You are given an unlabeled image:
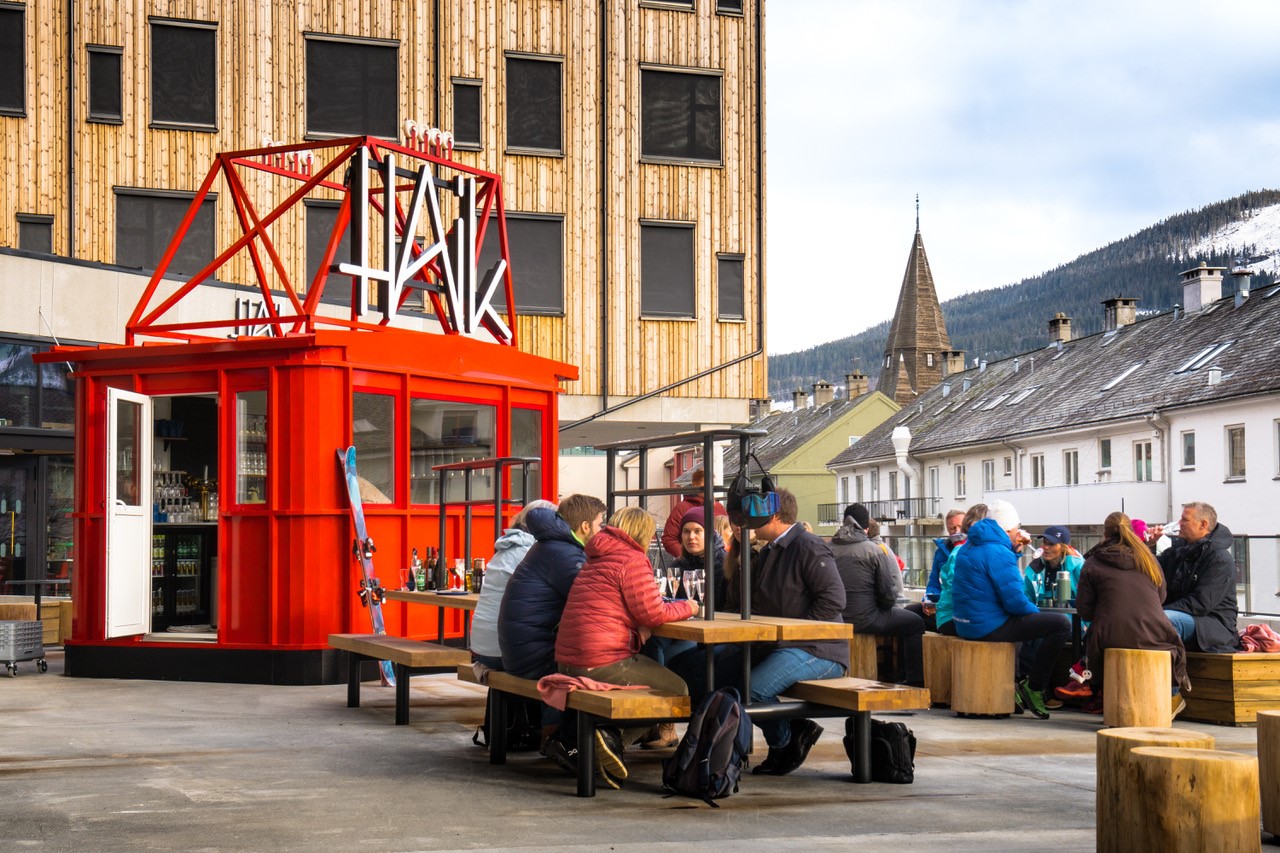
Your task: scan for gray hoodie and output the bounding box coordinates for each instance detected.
[830,522,901,633]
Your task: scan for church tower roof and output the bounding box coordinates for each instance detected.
[878,217,952,406]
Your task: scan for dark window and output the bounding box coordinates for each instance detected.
[717,254,744,319]
[717,0,744,12]
[0,6,24,115]
[88,45,123,123]
[115,191,216,277]
[306,36,398,138]
[477,214,564,315]
[509,408,543,502]
[641,222,695,318]
[641,69,721,163]
[17,215,53,254]
[506,56,562,153]
[452,78,481,149]
[304,201,352,307]
[0,344,37,428]
[353,392,396,503]
[151,21,217,128]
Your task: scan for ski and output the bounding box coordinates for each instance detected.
[337,446,396,686]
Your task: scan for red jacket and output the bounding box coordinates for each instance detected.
[556,525,696,669]
[661,494,727,557]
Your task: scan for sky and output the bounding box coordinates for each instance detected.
[764,0,1280,355]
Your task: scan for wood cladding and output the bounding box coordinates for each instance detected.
[0,1,764,403]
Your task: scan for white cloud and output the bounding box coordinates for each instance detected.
[766,0,1280,354]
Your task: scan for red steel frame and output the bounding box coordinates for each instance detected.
[125,136,519,347]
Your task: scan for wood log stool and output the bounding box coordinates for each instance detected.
[1103,648,1173,728]
[1130,746,1260,853]
[1096,727,1216,853]
[922,632,955,707]
[949,639,1015,717]
[1260,710,1280,838]
[848,633,877,679]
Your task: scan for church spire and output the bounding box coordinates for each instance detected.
[878,214,952,406]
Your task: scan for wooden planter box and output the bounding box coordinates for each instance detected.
[1184,651,1280,725]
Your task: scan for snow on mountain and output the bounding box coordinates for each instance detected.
[1184,201,1280,276]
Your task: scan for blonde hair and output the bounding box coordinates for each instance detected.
[609,506,656,548]
[1105,511,1162,588]
[713,513,733,544]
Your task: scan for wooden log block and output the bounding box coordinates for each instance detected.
[949,639,1015,717]
[1130,746,1260,853]
[1260,710,1280,837]
[922,632,954,707]
[1096,727,1216,853]
[848,633,877,679]
[1104,648,1172,728]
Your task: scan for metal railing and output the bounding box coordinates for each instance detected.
[818,498,941,526]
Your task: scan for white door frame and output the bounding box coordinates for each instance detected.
[105,388,152,638]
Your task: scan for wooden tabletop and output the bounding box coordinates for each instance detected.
[650,612,851,643]
[383,590,481,611]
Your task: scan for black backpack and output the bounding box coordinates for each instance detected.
[661,687,752,806]
[843,717,917,783]
[473,695,543,753]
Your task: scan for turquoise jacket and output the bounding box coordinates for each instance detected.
[935,542,964,629]
[1023,549,1084,603]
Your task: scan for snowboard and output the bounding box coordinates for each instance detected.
[337,446,396,686]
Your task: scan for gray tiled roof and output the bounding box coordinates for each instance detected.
[675,393,874,485]
[829,284,1280,467]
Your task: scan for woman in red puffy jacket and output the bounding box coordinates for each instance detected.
[556,506,697,786]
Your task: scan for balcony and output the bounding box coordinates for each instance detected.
[818,498,942,527]
[985,480,1169,528]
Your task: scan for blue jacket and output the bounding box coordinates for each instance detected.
[925,536,955,599]
[497,508,587,678]
[951,518,1038,639]
[1023,549,1084,603]
[469,526,536,660]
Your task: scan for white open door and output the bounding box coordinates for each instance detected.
[105,388,152,638]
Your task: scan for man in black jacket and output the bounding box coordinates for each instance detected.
[1159,501,1239,653]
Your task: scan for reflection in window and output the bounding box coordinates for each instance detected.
[115,399,141,506]
[409,398,495,504]
[510,408,543,503]
[0,345,38,428]
[353,393,396,503]
[236,391,268,504]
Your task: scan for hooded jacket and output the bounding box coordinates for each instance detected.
[830,521,900,633]
[1077,540,1190,691]
[497,508,586,678]
[951,517,1038,639]
[555,525,696,670]
[1158,523,1240,653]
[1024,547,1084,603]
[469,526,536,660]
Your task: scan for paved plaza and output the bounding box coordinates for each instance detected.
[0,651,1266,852]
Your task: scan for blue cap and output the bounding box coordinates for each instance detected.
[1040,525,1071,545]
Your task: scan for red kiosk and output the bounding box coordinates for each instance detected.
[39,135,577,683]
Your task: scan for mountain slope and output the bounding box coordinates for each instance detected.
[769,190,1280,400]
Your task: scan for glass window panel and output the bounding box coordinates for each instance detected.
[1182,431,1196,468]
[353,392,396,504]
[115,193,216,278]
[305,201,352,305]
[0,7,25,115]
[40,362,74,430]
[717,256,744,319]
[0,345,38,428]
[306,38,398,138]
[641,223,695,317]
[506,57,561,152]
[88,47,123,122]
[236,391,267,504]
[115,399,142,507]
[45,456,75,586]
[1100,438,1112,469]
[18,218,53,254]
[641,69,721,162]
[151,23,217,127]
[1227,426,1246,479]
[409,398,496,505]
[509,408,543,503]
[452,79,481,148]
[477,215,564,314]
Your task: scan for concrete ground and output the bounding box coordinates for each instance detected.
[0,651,1269,853]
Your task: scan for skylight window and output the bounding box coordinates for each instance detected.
[1266,284,1280,298]
[1176,341,1233,373]
[1101,362,1143,391]
[1007,386,1039,405]
[983,393,1011,411]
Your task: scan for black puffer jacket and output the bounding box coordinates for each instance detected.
[1158,523,1240,653]
[498,508,587,678]
[830,522,899,633]
[671,534,728,612]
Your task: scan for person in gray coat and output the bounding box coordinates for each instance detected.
[830,504,924,686]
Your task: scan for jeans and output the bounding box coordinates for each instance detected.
[1165,609,1197,644]
[750,648,844,747]
[976,612,1072,692]
[641,634,697,666]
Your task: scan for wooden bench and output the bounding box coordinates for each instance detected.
[328,633,470,725]
[780,677,930,782]
[1184,651,1280,725]
[458,665,691,797]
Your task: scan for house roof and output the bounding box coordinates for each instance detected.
[829,283,1280,468]
[675,392,878,485]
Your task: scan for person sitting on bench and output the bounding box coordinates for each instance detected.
[1153,501,1240,654]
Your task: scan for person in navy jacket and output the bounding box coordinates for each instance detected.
[951,500,1071,719]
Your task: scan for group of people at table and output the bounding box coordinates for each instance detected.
[465,470,1239,787]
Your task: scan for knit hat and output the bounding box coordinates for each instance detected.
[843,503,871,529]
[681,505,707,531]
[988,499,1021,532]
[1130,518,1148,540]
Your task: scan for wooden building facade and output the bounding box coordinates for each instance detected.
[0,0,766,441]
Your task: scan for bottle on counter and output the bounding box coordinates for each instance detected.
[427,547,441,591]
[412,548,424,591]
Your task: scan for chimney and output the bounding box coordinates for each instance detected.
[1208,366,1223,386]
[942,350,967,377]
[979,359,987,373]
[1231,262,1252,308]
[791,387,808,410]
[962,377,972,392]
[844,369,869,398]
[749,397,771,420]
[941,382,951,397]
[1180,262,1225,313]
[812,380,835,407]
[1048,312,1073,343]
[1013,358,1020,373]
[1102,296,1138,331]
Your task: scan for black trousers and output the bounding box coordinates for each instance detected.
[975,612,1071,691]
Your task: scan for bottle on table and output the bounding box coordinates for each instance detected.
[411,548,424,591]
